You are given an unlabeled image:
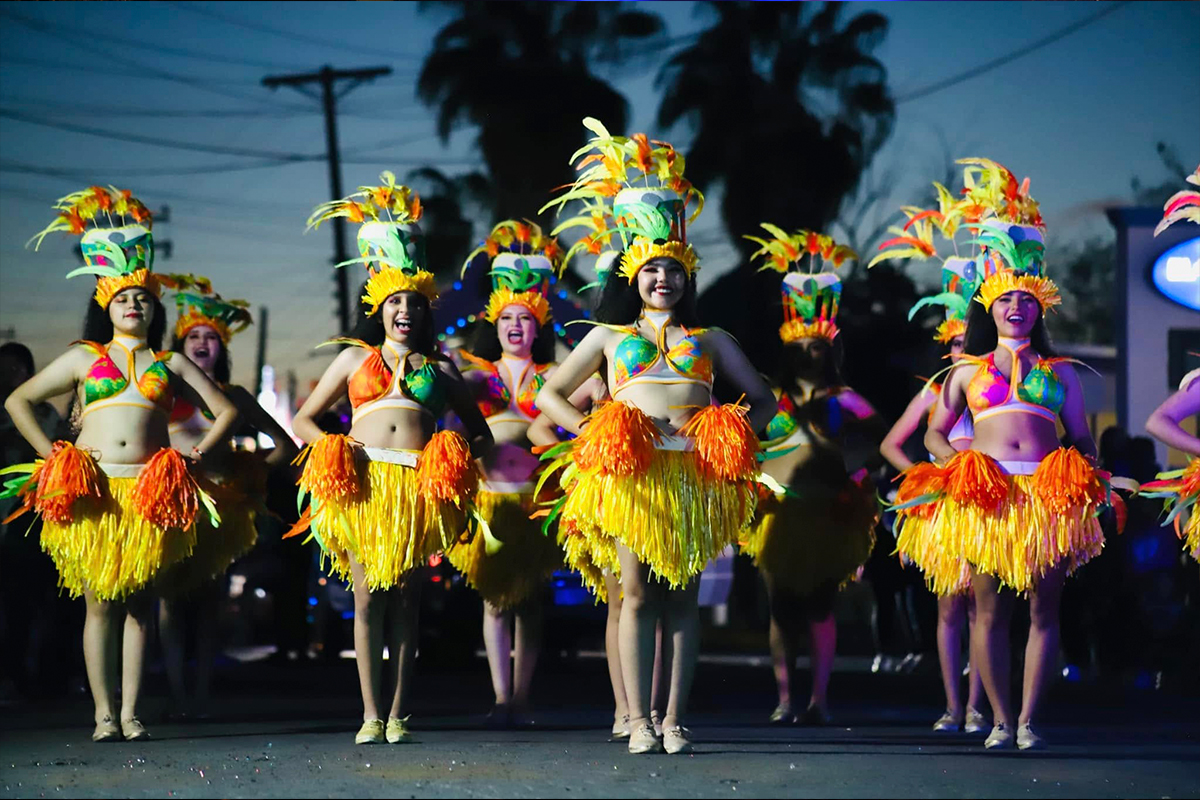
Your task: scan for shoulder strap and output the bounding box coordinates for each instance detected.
[458,349,499,374]
[317,337,378,353]
[70,340,108,357]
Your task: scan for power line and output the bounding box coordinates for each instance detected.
[0,94,305,119]
[0,155,480,180]
[0,7,311,71]
[0,55,263,87]
[165,1,425,64]
[0,109,326,161]
[895,1,1130,104]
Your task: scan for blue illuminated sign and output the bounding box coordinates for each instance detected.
[1150,236,1200,311]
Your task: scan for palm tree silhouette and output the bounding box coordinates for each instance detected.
[657,1,895,366]
[418,2,664,229]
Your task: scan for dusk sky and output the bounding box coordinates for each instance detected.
[1,1,1197,390]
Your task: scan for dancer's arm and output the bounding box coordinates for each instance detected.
[926,366,970,464]
[3,346,89,457]
[705,330,776,434]
[170,354,240,461]
[881,389,937,472]
[527,376,604,448]
[225,384,299,467]
[1055,362,1096,460]
[536,328,609,436]
[1146,379,1200,457]
[437,359,494,460]
[291,350,360,444]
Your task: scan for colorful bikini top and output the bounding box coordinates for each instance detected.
[331,338,447,423]
[925,383,974,444]
[76,336,174,418]
[608,312,713,397]
[762,384,845,452]
[169,393,217,434]
[459,351,552,424]
[964,337,1066,424]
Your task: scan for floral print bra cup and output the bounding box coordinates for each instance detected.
[76,338,173,417]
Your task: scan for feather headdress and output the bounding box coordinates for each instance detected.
[172,276,253,345]
[1154,165,1200,236]
[28,185,159,308]
[306,171,437,312]
[463,220,564,326]
[745,225,857,343]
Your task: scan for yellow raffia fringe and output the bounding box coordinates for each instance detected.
[160,473,259,598]
[894,512,973,597]
[311,457,467,592]
[937,449,1105,593]
[446,491,563,610]
[40,475,196,600]
[416,430,480,508]
[296,434,361,502]
[560,447,756,589]
[558,522,619,604]
[130,448,203,530]
[679,402,760,481]
[741,478,878,596]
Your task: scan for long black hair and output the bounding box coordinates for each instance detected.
[467,316,557,364]
[963,299,1056,358]
[594,255,700,326]
[171,331,231,384]
[82,294,166,351]
[345,292,438,356]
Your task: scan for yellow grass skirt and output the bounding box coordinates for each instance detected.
[160,484,258,598]
[559,521,620,604]
[545,401,760,592]
[447,490,563,610]
[41,473,196,601]
[892,448,1112,593]
[741,475,879,596]
[290,433,478,592]
[1139,458,1200,561]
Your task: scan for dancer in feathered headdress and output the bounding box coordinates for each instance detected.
[4,186,240,742]
[884,159,1131,752]
[534,117,777,755]
[739,225,881,727]
[446,219,567,725]
[1142,164,1200,562]
[157,278,297,719]
[289,173,495,745]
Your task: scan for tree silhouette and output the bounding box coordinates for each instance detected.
[656,1,895,370]
[417,2,664,231]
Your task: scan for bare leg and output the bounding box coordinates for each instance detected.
[83,592,121,723]
[763,574,800,711]
[806,613,836,713]
[194,581,221,712]
[970,570,1015,727]
[349,555,387,722]
[603,574,629,723]
[966,594,985,713]
[661,578,701,729]
[1019,563,1067,726]
[385,573,422,719]
[937,594,968,716]
[482,602,514,706]
[511,596,543,711]
[157,596,187,713]
[652,620,670,722]
[616,544,662,728]
[120,593,155,722]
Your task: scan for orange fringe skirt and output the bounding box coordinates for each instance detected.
[2,442,203,600]
[1139,458,1200,561]
[741,473,879,596]
[543,401,760,592]
[446,485,563,610]
[892,448,1116,593]
[289,433,477,592]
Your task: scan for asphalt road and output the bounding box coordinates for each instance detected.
[3,655,1198,798]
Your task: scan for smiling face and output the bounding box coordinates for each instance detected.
[183,325,222,375]
[496,303,538,359]
[991,291,1039,338]
[381,291,425,345]
[636,257,687,311]
[108,287,155,337]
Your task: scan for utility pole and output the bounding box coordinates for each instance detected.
[262,65,392,334]
[254,305,269,397]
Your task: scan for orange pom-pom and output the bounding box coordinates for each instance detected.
[31,442,102,523]
[944,450,1008,513]
[416,430,479,507]
[679,403,759,481]
[1032,447,1100,514]
[894,461,946,519]
[297,434,361,502]
[131,448,201,530]
[573,401,661,475]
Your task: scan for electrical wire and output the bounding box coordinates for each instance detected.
[0,95,305,118]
